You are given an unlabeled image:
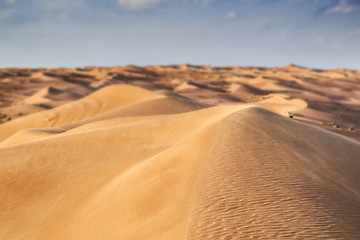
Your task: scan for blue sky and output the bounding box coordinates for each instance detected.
[0,0,359,69]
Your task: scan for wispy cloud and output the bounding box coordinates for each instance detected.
[33,0,84,11]
[118,0,165,10]
[193,0,250,4]
[191,0,216,4]
[226,11,236,19]
[349,28,360,36]
[5,0,16,4]
[0,9,14,19]
[326,0,360,14]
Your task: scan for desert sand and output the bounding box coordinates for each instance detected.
[1,65,360,239]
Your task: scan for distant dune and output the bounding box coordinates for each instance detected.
[1,64,359,140]
[1,65,360,239]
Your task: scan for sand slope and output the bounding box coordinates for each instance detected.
[1,85,360,239]
[1,64,360,140]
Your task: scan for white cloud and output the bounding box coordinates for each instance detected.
[193,0,216,3]
[5,0,16,4]
[34,0,84,10]
[188,0,245,5]
[326,0,360,14]
[349,28,360,36]
[118,0,165,10]
[0,9,14,19]
[226,11,236,19]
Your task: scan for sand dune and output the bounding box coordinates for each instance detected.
[1,64,359,140]
[0,85,164,142]
[24,86,82,105]
[1,84,360,239]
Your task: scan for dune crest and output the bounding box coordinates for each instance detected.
[1,65,359,140]
[0,85,164,142]
[1,84,360,239]
[23,86,81,105]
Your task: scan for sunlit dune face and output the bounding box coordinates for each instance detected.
[0,66,360,239]
[1,65,359,140]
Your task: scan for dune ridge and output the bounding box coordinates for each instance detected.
[1,64,359,140]
[0,85,164,142]
[1,84,360,239]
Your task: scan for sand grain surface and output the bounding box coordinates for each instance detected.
[1,65,360,239]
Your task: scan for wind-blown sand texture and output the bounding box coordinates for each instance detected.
[1,65,360,239]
